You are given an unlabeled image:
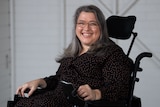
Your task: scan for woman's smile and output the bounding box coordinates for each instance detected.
[82,32,92,37]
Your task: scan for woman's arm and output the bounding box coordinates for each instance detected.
[16,78,47,97]
[99,48,133,101]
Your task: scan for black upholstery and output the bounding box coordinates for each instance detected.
[107,15,137,56]
[107,15,136,39]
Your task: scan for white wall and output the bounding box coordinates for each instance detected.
[0,0,11,107]
[12,0,63,90]
[9,0,160,107]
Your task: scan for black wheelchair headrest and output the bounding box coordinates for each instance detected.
[106,15,136,39]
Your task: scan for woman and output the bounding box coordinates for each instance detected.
[15,5,133,107]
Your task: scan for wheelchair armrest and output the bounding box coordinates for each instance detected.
[7,101,15,107]
[131,96,141,107]
[7,94,22,107]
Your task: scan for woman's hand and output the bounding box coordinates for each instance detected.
[77,84,101,101]
[16,78,47,97]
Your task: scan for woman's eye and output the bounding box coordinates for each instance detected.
[89,22,98,26]
[77,22,98,28]
[77,22,84,25]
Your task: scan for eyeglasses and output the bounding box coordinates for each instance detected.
[76,21,99,28]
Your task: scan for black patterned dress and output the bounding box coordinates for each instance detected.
[15,43,133,107]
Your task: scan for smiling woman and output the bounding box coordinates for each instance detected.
[14,5,133,107]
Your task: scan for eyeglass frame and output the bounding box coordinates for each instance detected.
[76,21,99,29]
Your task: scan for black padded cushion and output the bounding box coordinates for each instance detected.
[106,15,136,39]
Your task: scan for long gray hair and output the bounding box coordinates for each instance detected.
[56,5,110,62]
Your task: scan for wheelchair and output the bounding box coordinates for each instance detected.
[7,15,152,107]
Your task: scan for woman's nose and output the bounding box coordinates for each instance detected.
[83,23,90,30]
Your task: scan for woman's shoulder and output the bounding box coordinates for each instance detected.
[104,39,133,64]
[103,39,125,56]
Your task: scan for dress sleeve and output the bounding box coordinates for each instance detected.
[43,75,59,90]
[43,67,61,90]
[99,48,133,101]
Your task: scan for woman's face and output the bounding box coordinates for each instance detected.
[76,12,100,49]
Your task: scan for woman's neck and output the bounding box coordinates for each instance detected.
[79,45,90,55]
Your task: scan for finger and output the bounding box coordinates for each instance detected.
[78,91,88,99]
[28,88,35,97]
[16,87,21,94]
[21,87,28,97]
[83,92,93,101]
[77,89,85,97]
[84,96,91,101]
[77,85,85,93]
